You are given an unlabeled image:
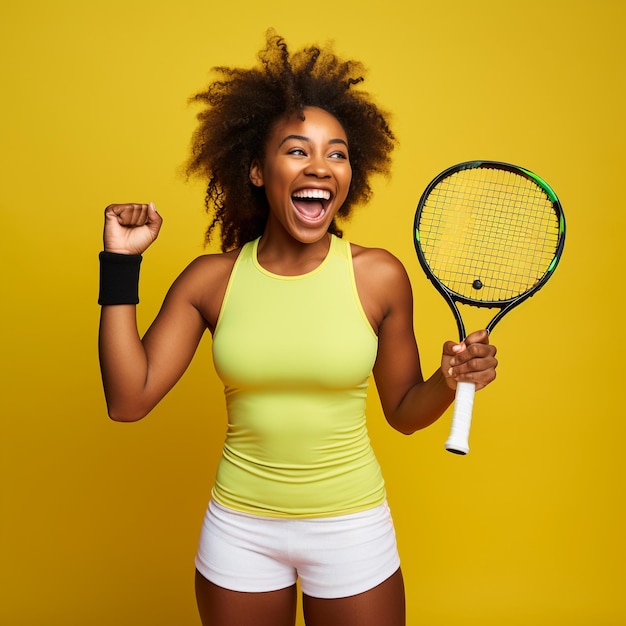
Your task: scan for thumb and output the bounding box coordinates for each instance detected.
[146,202,163,238]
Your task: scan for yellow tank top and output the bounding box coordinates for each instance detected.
[211,235,385,518]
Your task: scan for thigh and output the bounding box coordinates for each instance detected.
[302,568,405,626]
[195,500,297,593]
[195,570,297,626]
[296,501,401,599]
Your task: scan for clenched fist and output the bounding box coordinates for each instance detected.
[103,202,163,255]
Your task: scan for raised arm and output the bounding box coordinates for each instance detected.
[98,203,209,422]
[356,248,497,435]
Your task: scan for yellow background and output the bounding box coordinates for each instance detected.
[1,1,624,624]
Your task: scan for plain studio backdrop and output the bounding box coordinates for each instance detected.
[1,1,623,624]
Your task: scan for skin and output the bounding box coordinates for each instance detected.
[99,107,498,625]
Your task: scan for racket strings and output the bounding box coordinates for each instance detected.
[419,168,561,302]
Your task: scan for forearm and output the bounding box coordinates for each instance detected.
[384,369,455,435]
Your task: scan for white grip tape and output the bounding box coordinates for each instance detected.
[445,381,476,455]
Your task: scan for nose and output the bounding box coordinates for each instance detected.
[304,153,331,178]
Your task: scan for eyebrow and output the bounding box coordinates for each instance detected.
[278,134,349,149]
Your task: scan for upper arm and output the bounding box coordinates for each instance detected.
[353,248,424,424]
[139,254,231,403]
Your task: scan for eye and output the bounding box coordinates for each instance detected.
[329,150,348,160]
[288,147,307,157]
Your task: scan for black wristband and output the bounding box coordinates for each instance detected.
[98,251,142,305]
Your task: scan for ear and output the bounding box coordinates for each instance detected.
[249,159,264,187]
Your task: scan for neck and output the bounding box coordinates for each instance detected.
[256,228,332,277]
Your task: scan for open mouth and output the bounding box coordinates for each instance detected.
[291,189,331,222]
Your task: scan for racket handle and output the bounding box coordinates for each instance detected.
[445,381,476,455]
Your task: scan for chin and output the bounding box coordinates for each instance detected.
[292,220,334,243]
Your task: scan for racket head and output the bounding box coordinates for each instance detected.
[414,160,566,338]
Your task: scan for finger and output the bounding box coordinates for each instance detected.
[124,204,149,227]
[105,203,148,216]
[449,351,498,383]
[464,329,490,346]
[105,203,150,227]
[442,340,465,356]
[461,365,498,390]
[450,342,497,368]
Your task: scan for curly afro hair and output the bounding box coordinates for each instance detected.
[186,30,396,251]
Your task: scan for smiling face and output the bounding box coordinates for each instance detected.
[249,106,352,245]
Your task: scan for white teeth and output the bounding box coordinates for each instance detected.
[292,189,331,200]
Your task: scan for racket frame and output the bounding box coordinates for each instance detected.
[414,160,566,339]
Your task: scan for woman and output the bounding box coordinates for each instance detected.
[98,32,497,626]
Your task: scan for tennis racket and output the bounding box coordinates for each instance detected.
[413,160,566,455]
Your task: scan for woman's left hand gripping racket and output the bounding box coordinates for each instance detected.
[413,160,566,455]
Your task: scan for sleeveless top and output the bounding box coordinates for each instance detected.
[211,235,385,518]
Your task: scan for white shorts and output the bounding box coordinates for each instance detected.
[195,499,401,599]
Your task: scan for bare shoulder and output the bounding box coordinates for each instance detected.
[169,247,241,331]
[182,248,240,279]
[350,243,411,287]
[349,243,413,333]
